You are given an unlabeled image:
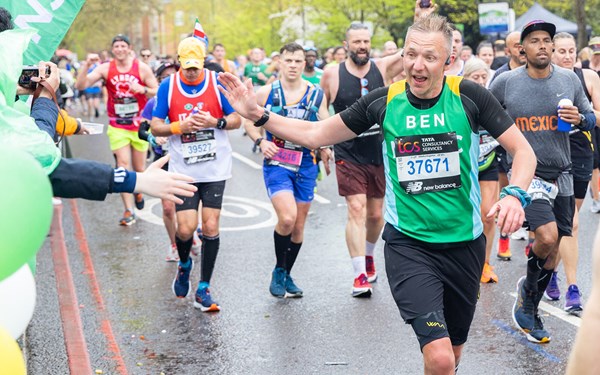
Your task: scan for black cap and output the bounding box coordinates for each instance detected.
[520,20,556,43]
[155,62,179,77]
[112,34,130,46]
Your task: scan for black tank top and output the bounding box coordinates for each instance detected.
[571,67,594,158]
[331,61,385,165]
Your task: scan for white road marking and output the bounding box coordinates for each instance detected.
[509,292,581,327]
[232,152,262,170]
[136,197,277,231]
[233,151,330,204]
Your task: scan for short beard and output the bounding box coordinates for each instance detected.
[350,49,370,66]
[528,58,550,70]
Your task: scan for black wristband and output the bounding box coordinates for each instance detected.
[216,118,227,130]
[254,137,264,147]
[254,109,270,127]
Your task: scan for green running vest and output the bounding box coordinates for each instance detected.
[382,76,483,243]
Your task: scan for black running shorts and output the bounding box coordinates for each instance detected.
[495,146,510,174]
[524,195,575,237]
[382,224,485,349]
[478,158,499,181]
[176,180,226,212]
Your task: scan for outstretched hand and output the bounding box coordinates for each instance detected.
[135,155,197,204]
[486,195,525,236]
[217,72,260,120]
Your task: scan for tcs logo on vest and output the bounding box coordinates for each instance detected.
[395,140,421,154]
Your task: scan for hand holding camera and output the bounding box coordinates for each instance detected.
[17,61,60,98]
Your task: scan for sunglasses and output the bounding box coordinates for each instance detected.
[360,78,369,97]
[141,54,151,58]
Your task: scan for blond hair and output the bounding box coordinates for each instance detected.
[463,57,490,79]
[406,14,453,56]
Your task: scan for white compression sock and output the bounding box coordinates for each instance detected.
[365,241,376,257]
[352,256,367,278]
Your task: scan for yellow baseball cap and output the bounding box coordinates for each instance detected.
[177,37,206,69]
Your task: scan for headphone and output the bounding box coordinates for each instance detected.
[445,56,451,65]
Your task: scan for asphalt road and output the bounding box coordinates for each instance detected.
[25,117,600,375]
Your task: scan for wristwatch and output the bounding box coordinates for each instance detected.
[579,113,587,127]
[254,109,270,127]
[254,137,264,148]
[216,118,227,130]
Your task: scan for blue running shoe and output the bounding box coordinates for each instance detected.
[194,286,221,312]
[543,272,560,301]
[284,274,303,298]
[528,314,551,344]
[270,267,286,298]
[564,284,583,315]
[172,259,193,298]
[513,276,536,334]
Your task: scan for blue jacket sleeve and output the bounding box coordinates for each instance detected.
[579,112,596,131]
[30,97,58,139]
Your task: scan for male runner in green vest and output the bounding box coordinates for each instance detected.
[219,14,536,374]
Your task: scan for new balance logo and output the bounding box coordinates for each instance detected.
[406,181,423,193]
[426,322,445,328]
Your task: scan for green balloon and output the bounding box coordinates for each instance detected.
[0,147,52,281]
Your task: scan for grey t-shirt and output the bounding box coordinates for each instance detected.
[490,64,592,175]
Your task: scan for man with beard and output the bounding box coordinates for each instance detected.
[490,20,596,344]
[302,46,323,86]
[320,21,404,297]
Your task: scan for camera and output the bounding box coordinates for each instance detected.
[18,65,51,90]
[419,0,432,8]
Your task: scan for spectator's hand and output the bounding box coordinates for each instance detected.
[414,0,437,20]
[33,61,60,99]
[134,155,196,204]
[259,139,279,159]
[487,195,525,236]
[77,125,91,135]
[155,136,168,146]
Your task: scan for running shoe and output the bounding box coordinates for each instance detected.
[269,267,287,298]
[166,244,179,262]
[528,313,551,343]
[591,199,600,214]
[366,255,377,282]
[524,241,533,257]
[352,273,372,298]
[191,230,201,257]
[497,236,511,261]
[480,262,498,283]
[511,227,527,240]
[134,193,145,210]
[513,276,536,334]
[119,210,136,226]
[284,274,303,298]
[194,286,221,312]
[564,284,583,315]
[543,272,560,301]
[172,259,193,298]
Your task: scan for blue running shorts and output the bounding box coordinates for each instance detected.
[263,164,318,203]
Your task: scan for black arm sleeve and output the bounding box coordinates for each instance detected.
[459,79,513,138]
[339,87,389,135]
[49,158,114,201]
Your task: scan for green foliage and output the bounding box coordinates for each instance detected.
[62,0,600,60]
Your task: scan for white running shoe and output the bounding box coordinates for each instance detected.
[591,199,600,214]
[511,227,528,241]
[166,244,179,262]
